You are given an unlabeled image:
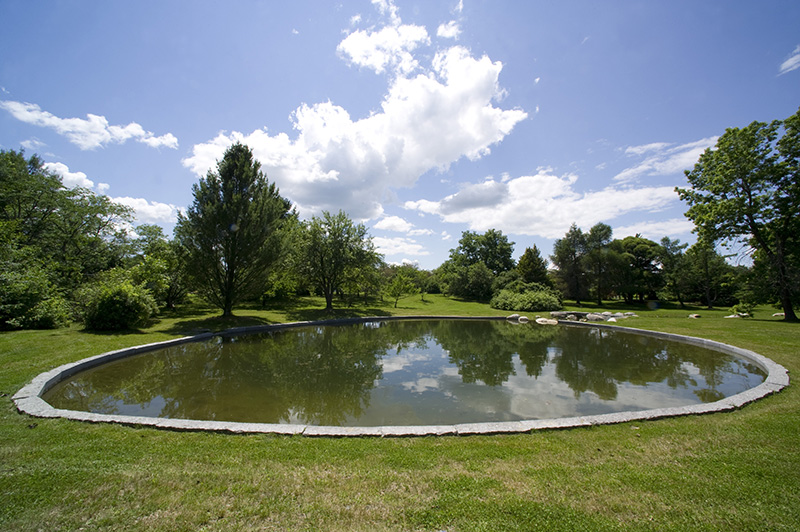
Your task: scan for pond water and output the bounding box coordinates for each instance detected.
[43,320,767,427]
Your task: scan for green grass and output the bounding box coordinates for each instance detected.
[1,295,798,531]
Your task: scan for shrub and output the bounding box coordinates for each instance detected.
[0,253,70,330]
[78,279,158,331]
[490,285,563,312]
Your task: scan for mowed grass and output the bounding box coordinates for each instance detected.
[1,295,798,531]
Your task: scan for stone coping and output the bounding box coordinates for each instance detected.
[13,316,790,437]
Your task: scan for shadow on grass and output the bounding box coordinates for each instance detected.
[283,307,391,323]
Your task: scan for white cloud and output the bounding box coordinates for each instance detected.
[404,169,679,239]
[97,183,110,194]
[0,100,178,150]
[20,138,46,151]
[43,161,95,189]
[614,136,717,183]
[111,196,179,224]
[437,21,461,39]
[779,44,800,75]
[183,44,527,220]
[615,218,695,240]
[338,23,430,75]
[374,215,414,232]
[372,236,430,256]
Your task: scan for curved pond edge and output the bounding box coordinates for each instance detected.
[13,316,790,437]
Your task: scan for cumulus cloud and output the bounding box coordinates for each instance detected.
[437,21,461,39]
[614,136,717,183]
[779,44,800,75]
[43,161,95,189]
[338,23,430,75]
[374,215,414,232]
[615,218,695,240]
[111,196,179,224]
[0,100,178,150]
[404,169,679,239]
[372,236,430,257]
[183,35,527,220]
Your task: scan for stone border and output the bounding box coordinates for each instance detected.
[13,316,790,437]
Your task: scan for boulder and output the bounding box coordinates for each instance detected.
[506,314,521,320]
[518,316,529,323]
[585,313,606,321]
[535,317,558,326]
[688,314,701,319]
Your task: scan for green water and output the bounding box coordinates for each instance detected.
[43,320,766,426]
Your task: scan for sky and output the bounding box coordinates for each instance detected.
[1,0,799,270]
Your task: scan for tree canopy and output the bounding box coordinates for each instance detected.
[299,210,380,311]
[677,107,800,321]
[175,143,292,316]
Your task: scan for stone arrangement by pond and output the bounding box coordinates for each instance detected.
[14,317,789,437]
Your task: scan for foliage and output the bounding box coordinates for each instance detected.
[448,228,515,274]
[384,270,419,308]
[550,223,588,305]
[490,280,563,312]
[516,244,550,286]
[298,210,381,310]
[0,247,70,330]
[677,107,800,321]
[76,272,158,330]
[175,143,292,316]
[1,149,134,293]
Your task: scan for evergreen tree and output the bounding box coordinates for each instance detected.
[175,143,292,316]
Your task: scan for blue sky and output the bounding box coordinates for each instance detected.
[1,0,798,269]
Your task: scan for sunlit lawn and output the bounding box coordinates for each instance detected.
[1,294,798,531]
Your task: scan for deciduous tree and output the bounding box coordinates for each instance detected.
[677,108,800,321]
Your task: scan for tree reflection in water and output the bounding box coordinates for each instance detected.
[44,320,766,426]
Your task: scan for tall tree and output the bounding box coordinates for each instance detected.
[550,224,588,305]
[300,210,380,311]
[677,108,800,321]
[582,222,614,305]
[684,239,736,309]
[659,237,690,307]
[175,143,292,316]
[449,229,515,274]
[517,245,550,286]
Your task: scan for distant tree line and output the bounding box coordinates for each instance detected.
[1,107,797,330]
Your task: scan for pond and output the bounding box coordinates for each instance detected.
[42,319,767,427]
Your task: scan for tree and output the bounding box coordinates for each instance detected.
[299,210,380,311]
[517,245,550,286]
[550,224,588,305]
[659,237,690,307]
[448,229,515,275]
[677,108,800,321]
[175,143,292,316]
[582,223,615,305]
[615,235,664,302]
[684,240,736,309]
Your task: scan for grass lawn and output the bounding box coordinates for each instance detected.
[1,294,798,531]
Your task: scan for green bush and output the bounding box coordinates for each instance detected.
[0,253,70,330]
[79,280,158,331]
[490,286,563,312]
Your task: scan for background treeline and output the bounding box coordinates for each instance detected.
[2,107,797,329]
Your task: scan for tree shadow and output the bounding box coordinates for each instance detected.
[284,307,391,323]
[161,314,274,336]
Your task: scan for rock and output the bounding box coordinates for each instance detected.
[506,314,520,320]
[607,317,617,323]
[535,317,558,325]
[586,313,606,321]
[518,316,529,323]
[566,314,577,321]
[688,314,701,319]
